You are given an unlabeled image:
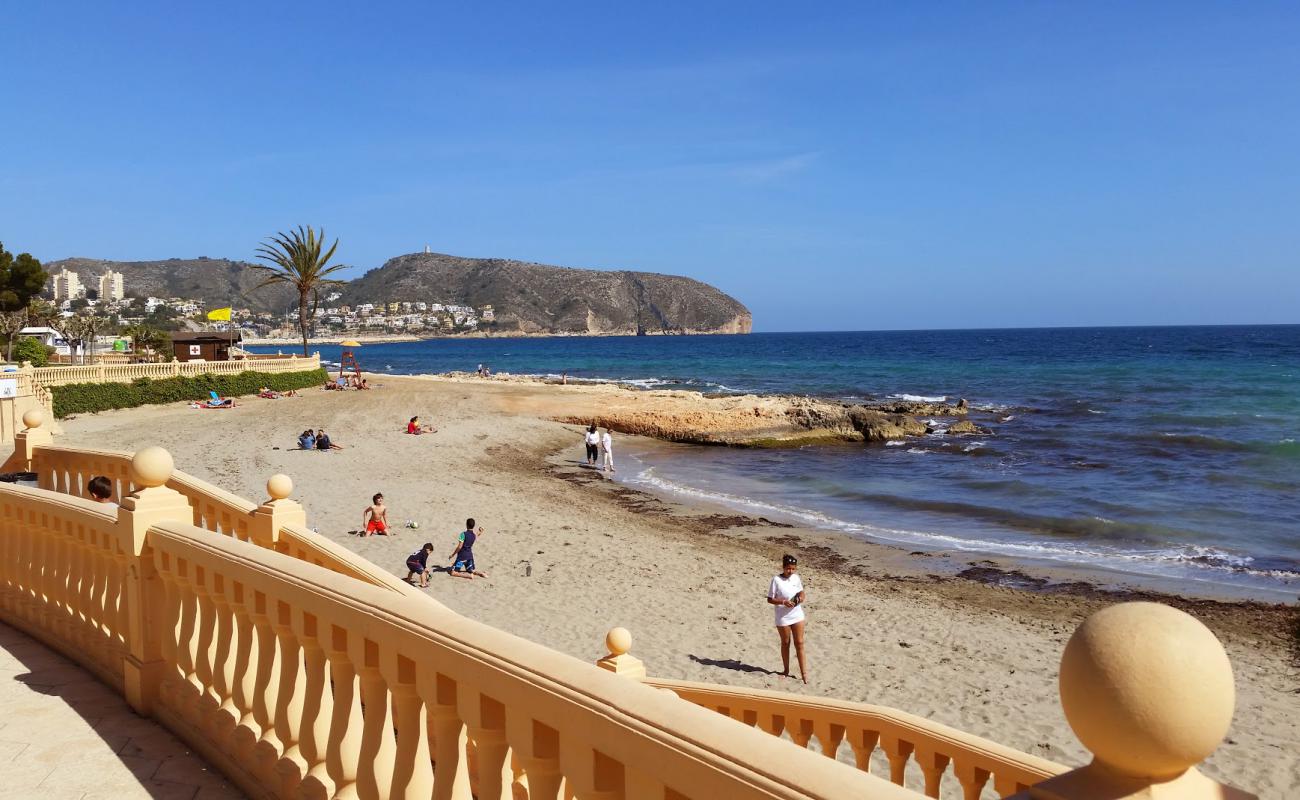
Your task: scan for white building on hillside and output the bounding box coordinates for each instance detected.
[98,270,125,301]
[51,269,84,301]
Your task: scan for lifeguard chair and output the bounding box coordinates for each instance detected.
[339,340,363,379]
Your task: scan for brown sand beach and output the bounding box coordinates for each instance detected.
[49,375,1300,796]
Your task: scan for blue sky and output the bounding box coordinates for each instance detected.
[2,2,1297,331]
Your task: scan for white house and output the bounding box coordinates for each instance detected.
[19,326,78,358]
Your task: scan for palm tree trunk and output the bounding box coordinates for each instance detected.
[299,289,310,356]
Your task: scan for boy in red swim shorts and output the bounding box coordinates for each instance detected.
[363,493,391,536]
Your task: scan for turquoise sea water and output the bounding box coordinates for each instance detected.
[254,326,1299,600]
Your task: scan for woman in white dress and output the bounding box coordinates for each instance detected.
[767,553,807,683]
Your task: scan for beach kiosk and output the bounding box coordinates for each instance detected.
[170,330,241,362]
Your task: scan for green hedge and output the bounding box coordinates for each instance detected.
[51,368,329,417]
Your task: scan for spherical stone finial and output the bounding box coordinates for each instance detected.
[606,627,632,657]
[130,446,175,488]
[1059,601,1234,779]
[266,473,293,501]
[21,408,44,430]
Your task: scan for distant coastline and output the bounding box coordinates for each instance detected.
[244,329,750,346]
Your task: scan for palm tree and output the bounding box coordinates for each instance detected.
[253,226,345,356]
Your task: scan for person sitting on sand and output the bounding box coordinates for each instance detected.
[767,554,808,684]
[298,430,315,450]
[87,475,117,510]
[315,429,343,450]
[363,493,390,536]
[406,415,437,435]
[449,518,488,580]
[358,378,370,390]
[404,542,435,587]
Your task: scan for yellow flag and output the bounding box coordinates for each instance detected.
[207,307,232,321]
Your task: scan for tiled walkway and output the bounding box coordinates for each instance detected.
[0,621,244,800]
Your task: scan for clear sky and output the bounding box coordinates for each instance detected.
[2,2,1297,331]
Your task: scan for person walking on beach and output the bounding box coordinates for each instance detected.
[601,427,615,473]
[449,518,488,579]
[767,554,807,683]
[363,493,390,536]
[583,424,600,466]
[404,542,435,587]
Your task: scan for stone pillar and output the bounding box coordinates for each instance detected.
[250,473,306,550]
[6,408,52,472]
[118,446,195,716]
[1011,602,1256,800]
[595,627,645,680]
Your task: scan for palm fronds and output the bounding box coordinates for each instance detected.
[254,226,343,355]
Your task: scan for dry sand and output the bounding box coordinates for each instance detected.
[48,376,1300,797]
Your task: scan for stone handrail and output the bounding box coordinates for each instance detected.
[30,353,321,387]
[0,469,917,799]
[645,678,1066,798]
[25,442,413,596]
[0,427,1260,799]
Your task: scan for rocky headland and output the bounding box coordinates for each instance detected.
[439,372,984,445]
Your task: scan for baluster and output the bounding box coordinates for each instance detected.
[847,728,881,772]
[296,615,338,800]
[191,573,222,721]
[813,721,846,760]
[952,761,990,800]
[229,583,263,761]
[427,672,472,800]
[459,691,509,800]
[507,716,562,800]
[272,602,309,798]
[155,558,184,706]
[323,627,364,799]
[389,656,433,800]
[915,748,951,799]
[174,567,205,719]
[66,525,86,649]
[249,592,286,781]
[208,577,240,740]
[560,739,624,800]
[881,734,915,787]
[355,639,398,799]
[993,772,1022,797]
[788,718,814,749]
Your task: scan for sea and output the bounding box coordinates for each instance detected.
[251,326,1300,601]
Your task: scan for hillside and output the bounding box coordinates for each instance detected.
[342,253,752,335]
[45,252,753,335]
[45,257,296,313]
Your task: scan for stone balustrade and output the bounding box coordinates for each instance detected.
[29,352,321,387]
[0,423,1261,799]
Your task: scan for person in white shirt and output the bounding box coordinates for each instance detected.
[767,553,807,683]
[601,428,614,473]
[582,424,600,466]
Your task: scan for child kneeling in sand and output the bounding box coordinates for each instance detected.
[363,493,391,536]
[405,543,435,587]
[449,518,488,580]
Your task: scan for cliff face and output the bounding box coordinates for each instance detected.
[342,253,752,335]
[47,252,752,335]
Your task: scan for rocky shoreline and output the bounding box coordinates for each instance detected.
[437,371,989,446]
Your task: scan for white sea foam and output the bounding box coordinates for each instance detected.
[962,442,985,452]
[619,466,1297,592]
[890,393,947,402]
[906,448,929,454]
[1088,409,1106,414]
[885,441,906,447]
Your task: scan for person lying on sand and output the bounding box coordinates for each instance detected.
[363,493,390,536]
[449,518,488,580]
[406,416,437,435]
[404,543,435,587]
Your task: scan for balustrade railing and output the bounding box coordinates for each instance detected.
[645,679,1065,799]
[25,440,412,596]
[30,353,321,387]
[0,427,1260,800]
